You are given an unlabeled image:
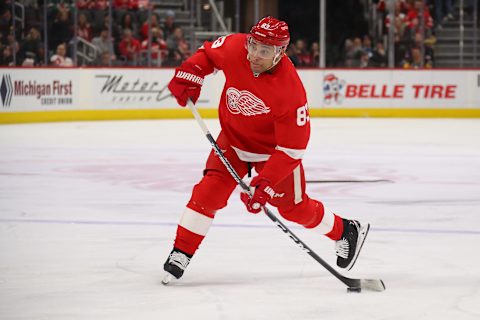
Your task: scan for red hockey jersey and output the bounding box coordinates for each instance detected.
[188,33,310,186]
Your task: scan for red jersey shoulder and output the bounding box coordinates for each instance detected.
[272,57,308,115]
[211,33,246,49]
[203,33,247,69]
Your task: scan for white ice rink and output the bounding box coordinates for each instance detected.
[1,118,479,320]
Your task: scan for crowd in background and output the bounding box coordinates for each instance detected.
[0,0,478,68]
[0,0,190,67]
[288,0,477,69]
[330,0,466,69]
[374,0,437,68]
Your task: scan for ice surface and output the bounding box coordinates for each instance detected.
[1,118,480,320]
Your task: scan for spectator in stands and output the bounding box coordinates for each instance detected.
[377,0,409,14]
[286,43,299,66]
[140,27,167,65]
[77,13,93,41]
[358,50,371,68]
[352,37,364,56]
[162,48,183,67]
[347,37,366,67]
[95,50,109,66]
[293,39,312,67]
[342,38,356,67]
[19,27,42,65]
[97,14,121,44]
[140,13,160,40]
[78,0,108,10]
[114,0,140,10]
[119,12,139,38]
[166,26,190,61]
[162,10,177,39]
[117,0,149,12]
[0,9,12,45]
[412,31,434,65]
[114,0,128,9]
[77,0,95,9]
[139,0,150,9]
[401,45,432,69]
[6,33,19,63]
[92,28,116,62]
[94,50,120,66]
[394,32,410,66]
[49,7,73,53]
[50,43,74,67]
[382,1,412,67]
[370,42,387,67]
[0,45,14,66]
[362,35,374,58]
[384,0,408,41]
[310,42,320,67]
[118,29,141,64]
[36,44,46,66]
[405,0,434,39]
[21,51,36,66]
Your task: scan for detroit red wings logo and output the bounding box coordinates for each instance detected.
[226,87,270,116]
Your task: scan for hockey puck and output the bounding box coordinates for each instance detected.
[347,287,362,293]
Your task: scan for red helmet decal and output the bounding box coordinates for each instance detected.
[250,16,290,47]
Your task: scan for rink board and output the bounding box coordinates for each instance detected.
[1,68,479,123]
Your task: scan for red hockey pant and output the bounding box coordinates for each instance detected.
[174,132,344,255]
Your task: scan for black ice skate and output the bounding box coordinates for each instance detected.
[162,248,192,285]
[335,219,370,271]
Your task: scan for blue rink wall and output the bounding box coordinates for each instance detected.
[1,67,479,124]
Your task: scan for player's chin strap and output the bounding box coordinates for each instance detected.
[185,99,385,292]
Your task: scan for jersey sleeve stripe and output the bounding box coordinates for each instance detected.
[231,146,271,162]
[293,165,303,204]
[275,145,305,160]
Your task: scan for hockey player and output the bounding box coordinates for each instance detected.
[163,16,370,283]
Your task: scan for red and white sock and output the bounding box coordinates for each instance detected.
[306,201,344,241]
[173,206,214,256]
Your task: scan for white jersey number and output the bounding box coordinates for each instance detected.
[211,36,227,49]
[296,104,310,126]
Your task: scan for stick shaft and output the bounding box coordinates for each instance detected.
[186,100,356,288]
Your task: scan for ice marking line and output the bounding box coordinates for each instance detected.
[0,218,479,235]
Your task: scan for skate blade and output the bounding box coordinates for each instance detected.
[162,273,174,285]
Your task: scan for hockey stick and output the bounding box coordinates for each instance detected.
[186,100,385,292]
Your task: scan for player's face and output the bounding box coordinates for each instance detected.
[247,37,277,73]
